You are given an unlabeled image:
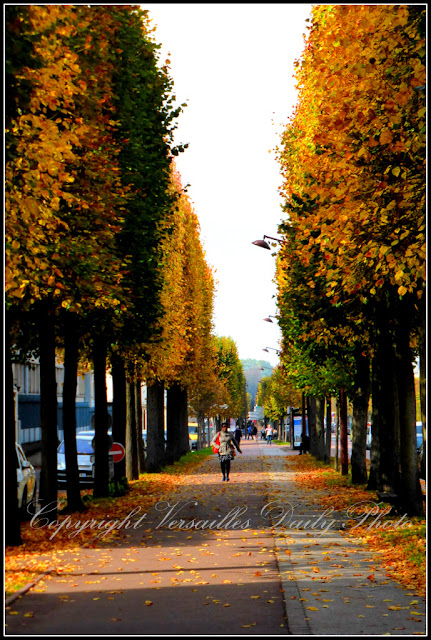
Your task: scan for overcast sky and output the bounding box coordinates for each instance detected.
[144,3,312,368]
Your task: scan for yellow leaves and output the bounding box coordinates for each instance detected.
[394,269,404,282]
[393,85,411,107]
[417,107,426,120]
[379,129,393,145]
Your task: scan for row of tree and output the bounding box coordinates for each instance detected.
[5,5,246,546]
[271,5,425,515]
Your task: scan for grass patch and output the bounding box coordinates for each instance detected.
[163,447,212,474]
[379,521,426,567]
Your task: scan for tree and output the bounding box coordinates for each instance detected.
[276,5,425,512]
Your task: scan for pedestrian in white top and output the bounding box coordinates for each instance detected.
[266,424,273,445]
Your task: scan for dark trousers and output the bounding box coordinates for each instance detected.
[220,459,231,478]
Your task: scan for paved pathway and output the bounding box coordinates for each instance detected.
[5,440,426,635]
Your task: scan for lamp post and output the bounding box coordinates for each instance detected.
[252,235,283,250]
[263,315,278,323]
[262,347,280,354]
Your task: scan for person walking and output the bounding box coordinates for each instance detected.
[252,424,258,441]
[266,424,274,445]
[234,425,242,445]
[211,423,242,482]
[299,432,310,455]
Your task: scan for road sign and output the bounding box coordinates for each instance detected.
[110,442,125,463]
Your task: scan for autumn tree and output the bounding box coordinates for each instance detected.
[5,4,186,535]
[140,165,216,468]
[277,5,425,513]
[214,337,247,422]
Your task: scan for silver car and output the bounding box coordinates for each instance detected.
[57,430,114,487]
[16,443,36,517]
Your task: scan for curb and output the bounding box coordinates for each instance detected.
[5,568,53,607]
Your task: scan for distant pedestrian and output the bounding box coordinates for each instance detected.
[261,426,266,440]
[252,425,258,441]
[299,433,310,455]
[234,425,242,445]
[266,424,274,445]
[247,425,253,440]
[211,423,242,482]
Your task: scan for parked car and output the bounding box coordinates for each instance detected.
[16,443,36,517]
[57,430,114,487]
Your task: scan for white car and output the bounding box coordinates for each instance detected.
[16,443,36,517]
[57,430,114,487]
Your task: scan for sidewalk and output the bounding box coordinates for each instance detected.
[5,440,426,635]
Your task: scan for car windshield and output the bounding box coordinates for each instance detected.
[188,426,198,434]
[58,439,94,455]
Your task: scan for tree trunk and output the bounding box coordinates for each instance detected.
[62,315,84,511]
[126,378,139,480]
[215,415,221,432]
[135,378,145,474]
[39,305,58,522]
[198,411,205,448]
[146,380,165,472]
[315,396,326,461]
[334,396,340,472]
[111,352,127,482]
[396,312,423,516]
[368,317,400,494]
[307,396,317,455]
[325,397,332,463]
[166,383,189,463]
[351,349,370,484]
[207,416,211,446]
[93,334,110,497]
[339,388,348,476]
[5,312,22,545]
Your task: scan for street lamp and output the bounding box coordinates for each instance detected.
[263,347,280,354]
[263,315,278,323]
[252,235,283,250]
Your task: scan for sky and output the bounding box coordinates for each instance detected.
[143,3,313,368]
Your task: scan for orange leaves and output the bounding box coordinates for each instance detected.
[5,5,129,312]
[379,129,393,146]
[277,3,426,342]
